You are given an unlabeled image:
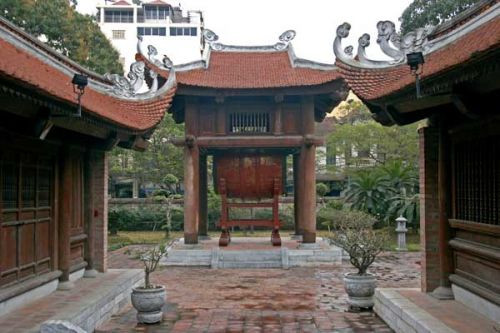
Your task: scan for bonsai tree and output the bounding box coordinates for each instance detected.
[132,242,172,324]
[328,210,387,275]
[138,244,168,289]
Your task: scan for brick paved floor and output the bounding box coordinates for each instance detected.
[97,246,421,332]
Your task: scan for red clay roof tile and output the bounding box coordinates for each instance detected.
[174,51,342,89]
[0,39,175,133]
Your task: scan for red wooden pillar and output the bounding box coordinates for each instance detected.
[184,98,200,244]
[184,144,200,244]
[293,153,302,235]
[300,96,317,243]
[199,154,208,237]
[58,149,73,289]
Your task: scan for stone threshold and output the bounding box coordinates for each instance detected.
[374,288,499,333]
[0,269,144,333]
[162,237,342,268]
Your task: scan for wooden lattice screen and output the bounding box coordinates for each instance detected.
[453,135,500,225]
[229,112,270,134]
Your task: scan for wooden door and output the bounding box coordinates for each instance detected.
[69,151,86,271]
[0,150,54,287]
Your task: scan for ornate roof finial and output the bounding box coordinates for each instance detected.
[334,21,435,68]
[275,30,296,50]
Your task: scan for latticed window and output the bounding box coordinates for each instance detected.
[453,135,499,225]
[229,112,270,134]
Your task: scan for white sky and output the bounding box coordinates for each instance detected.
[77,0,413,63]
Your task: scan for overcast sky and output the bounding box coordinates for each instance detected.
[77,0,413,63]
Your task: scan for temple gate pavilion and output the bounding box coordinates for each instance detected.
[138,30,349,245]
[0,16,176,329]
[334,0,500,326]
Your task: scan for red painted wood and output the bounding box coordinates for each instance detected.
[214,154,283,199]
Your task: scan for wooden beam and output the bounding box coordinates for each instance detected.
[451,94,479,119]
[191,135,324,148]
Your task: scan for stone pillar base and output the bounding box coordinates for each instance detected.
[83,269,98,278]
[57,280,75,291]
[431,286,454,300]
[184,233,199,244]
[302,231,316,244]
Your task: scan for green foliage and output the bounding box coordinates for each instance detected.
[386,193,420,226]
[108,206,184,233]
[343,162,420,226]
[327,106,420,171]
[0,0,123,75]
[326,210,388,275]
[109,116,185,186]
[316,183,329,197]
[344,170,388,216]
[400,0,481,35]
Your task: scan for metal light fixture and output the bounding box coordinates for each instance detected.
[71,74,88,117]
[407,52,425,98]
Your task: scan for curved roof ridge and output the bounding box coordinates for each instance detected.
[333,1,500,70]
[0,17,177,133]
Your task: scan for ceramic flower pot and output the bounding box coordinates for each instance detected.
[343,273,376,309]
[131,285,166,324]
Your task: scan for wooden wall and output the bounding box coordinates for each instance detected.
[0,131,88,288]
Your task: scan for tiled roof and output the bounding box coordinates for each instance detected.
[151,50,342,89]
[147,0,170,5]
[112,0,131,6]
[337,16,500,101]
[0,22,176,133]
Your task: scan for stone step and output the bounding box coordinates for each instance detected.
[219,261,282,269]
[219,251,281,262]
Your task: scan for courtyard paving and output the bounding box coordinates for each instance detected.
[97,245,421,332]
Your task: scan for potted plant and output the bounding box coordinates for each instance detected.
[327,210,387,310]
[131,244,168,324]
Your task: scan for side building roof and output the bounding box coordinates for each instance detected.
[0,16,177,136]
[332,0,500,124]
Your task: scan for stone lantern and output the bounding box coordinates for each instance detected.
[395,215,408,251]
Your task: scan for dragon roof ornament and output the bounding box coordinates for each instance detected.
[104,45,176,101]
[202,28,297,52]
[334,21,435,68]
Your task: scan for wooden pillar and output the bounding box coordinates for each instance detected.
[184,98,200,244]
[199,154,208,237]
[274,94,284,135]
[83,150,108,275]
[184,145,200,244]
[83,151,96,277]
[300,145,317,243]
[419,125,441,292]
[293,154,302,235]
[58,149,73,289]
[431,121,454,299]
[299,96,317,243]
[215,95,225,135]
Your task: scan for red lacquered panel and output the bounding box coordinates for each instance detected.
[214,154,283,199]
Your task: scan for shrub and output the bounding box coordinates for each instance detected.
[326,210,387,275]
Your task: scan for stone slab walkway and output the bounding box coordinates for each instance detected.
[97,248,421,332]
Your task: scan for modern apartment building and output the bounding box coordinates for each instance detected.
[96,0,204,71]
